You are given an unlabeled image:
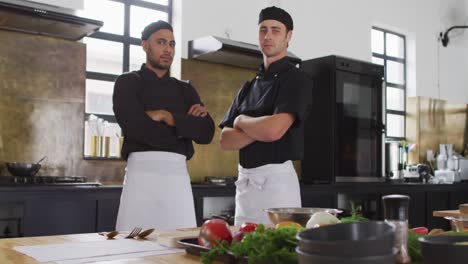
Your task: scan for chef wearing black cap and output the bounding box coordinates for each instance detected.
[219,7,313,225]
[113,20,215,230]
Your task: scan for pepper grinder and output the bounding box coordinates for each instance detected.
[382,194,411,264]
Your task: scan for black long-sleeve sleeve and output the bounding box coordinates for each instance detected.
[113,73,178,148]
[173,83,215,144]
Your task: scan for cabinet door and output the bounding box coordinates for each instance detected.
[449,191,468,209]
[426,192,450,230]
[97,199,120,231]
[302,194,336,209]
[23,199,96,236]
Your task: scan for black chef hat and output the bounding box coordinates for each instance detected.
[141,20,173,40]
[258,6,293,31]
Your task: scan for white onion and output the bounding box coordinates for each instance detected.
[306,211,340,228]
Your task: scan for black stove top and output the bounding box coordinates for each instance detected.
[0,176,101,186]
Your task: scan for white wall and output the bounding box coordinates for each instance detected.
[28,0,83,9]
[179,0,468,103]
[438,0,468,103]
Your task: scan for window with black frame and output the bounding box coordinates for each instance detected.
[79,0,172,159]
[371,27,406,141]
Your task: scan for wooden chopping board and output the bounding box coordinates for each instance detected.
[433,204,468,218]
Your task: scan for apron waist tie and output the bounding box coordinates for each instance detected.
[235,173,267,190]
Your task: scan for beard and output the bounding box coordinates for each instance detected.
[148,56,171,70]
[146,47,172,70]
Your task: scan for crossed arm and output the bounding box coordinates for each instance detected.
[145,103,214,144]
[219,113,295,151]
[145,104,207,126]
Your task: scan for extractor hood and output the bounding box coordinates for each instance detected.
[188,35,301,70]
[0,0,103,41]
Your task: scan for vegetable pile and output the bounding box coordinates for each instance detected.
[200,224,301,264]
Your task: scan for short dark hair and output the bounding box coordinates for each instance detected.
[258,6,293,31]
[141,20,173,40]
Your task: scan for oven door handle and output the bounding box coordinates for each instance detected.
[372,120,386,135]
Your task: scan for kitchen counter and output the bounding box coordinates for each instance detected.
[1,182,468,237]
[0,232,199,264]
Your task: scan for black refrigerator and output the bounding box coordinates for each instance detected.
[300,55,385,183]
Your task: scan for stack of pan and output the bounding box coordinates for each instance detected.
[296,221,395,264]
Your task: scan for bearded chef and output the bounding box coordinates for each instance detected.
[113,20,215,230]
[219,6,313,225]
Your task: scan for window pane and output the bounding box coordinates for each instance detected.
[140,0,169,5]
[130,6,169,38]
[386,33,405,59]
[85,79,115,115]
[79,0,124,35]
[372,57,384,65]
[130,45,146,71]
[84,38,123,75]
[387,114,405,138]
[386,60,404,85]
[386,87,405,111]
[371,29,384,54]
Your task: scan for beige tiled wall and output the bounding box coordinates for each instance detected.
[406,96,467,164]
[181,59,256,182]
[0,30,126,183]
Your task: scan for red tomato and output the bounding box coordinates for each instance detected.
[410,227,429,235]
[239,222,258,233]
[198,219,233,247]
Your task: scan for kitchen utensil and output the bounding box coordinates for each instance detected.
[264,207,342,227]
[5,156,47,177]
[297,247,395,264]
[419,235,468,264]
[382,194,411,264]
[98,230,119,239]
[124,227,142,239]
[36,156,47,164]
[459,158,468,180]
[155,227,203,248]
[297,221,394,257]
[6,161,40,177]
[136,228,155,239]
[178,238,245,263]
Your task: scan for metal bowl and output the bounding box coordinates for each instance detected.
[297,221,395,257]
[419,235,468,264]
[264,208,342,227]
[297,247,396,264]
[6,162,41,177]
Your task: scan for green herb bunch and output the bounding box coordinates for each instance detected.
[201,224,302,264]
[339,202,369,223]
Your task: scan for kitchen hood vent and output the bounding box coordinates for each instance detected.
[188,35,301,70]
[0,0,103,41]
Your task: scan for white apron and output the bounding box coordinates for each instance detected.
[116,151,196,231]
[234,160,301,225]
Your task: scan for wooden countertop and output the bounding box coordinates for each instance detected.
[0,233,201,264]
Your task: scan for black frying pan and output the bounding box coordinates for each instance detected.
[5,156,46,177]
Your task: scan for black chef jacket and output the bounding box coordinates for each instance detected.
[113,64,215,160]
[219,57,313,168]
